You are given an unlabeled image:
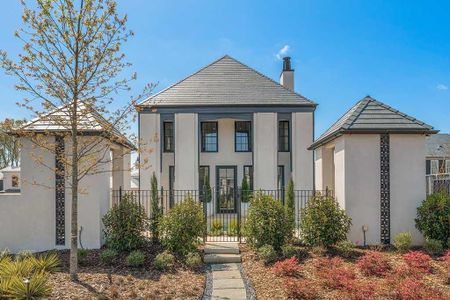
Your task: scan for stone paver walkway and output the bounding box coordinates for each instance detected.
[211,263,247,300]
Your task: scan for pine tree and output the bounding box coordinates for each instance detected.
[285,179,295,230]
[150,172,161,242]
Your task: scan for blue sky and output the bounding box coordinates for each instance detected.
[1,0,449,136]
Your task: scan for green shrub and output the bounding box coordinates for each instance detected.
[241,176,251,203]
[282,244,298,258]
[257,245,277,263]
[209,219,223,236]
[244,193,293,250]
[299,195,351,247]
[6,272,52,299]
[185,252,202,269]
[159,195,206,255]
[100,249,118,265]
[154,251,175,270]
[33,253,60,273]
[77,248,89,264]
[424,239,444,255]
[335,240,355,258]
[393,232,412,252]
[150,173,162,243]
[103,193,149,252]
[126,250,145,267]
[16,250,33,261]
[415,193,450,246]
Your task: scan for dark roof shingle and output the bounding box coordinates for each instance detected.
[309,96,438,149]
[138,55,315,107]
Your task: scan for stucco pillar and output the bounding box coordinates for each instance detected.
[174,113,199,191]
[139,113,161,190]
[112,146,131,190]
[253,112,278,190]
[292,112,314,190]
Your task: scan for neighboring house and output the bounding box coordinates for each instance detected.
[137,55,315,212]
[0,166,21,193]
[310,97,438,245]
[426,133,450,175]
[0,103,133,253]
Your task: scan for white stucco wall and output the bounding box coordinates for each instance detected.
[343,134,381,245]
[253,113,277,190]
[174,113,199,191]
[200,118,252,189]
[0,136,118,253]
[390,134,426,245]
[292,112,314,190]
[139,113,161,190]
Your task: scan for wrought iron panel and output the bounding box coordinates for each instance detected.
[380,133,390,244]
[55,136,65,245]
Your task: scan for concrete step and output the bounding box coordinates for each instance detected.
[204,242,240,255]
[204,254,242,264]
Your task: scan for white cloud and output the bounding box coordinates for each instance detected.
[276,45,290,60]
[437,83,448,90]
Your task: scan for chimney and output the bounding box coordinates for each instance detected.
[279,57,294,91]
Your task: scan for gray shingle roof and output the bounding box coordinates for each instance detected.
[426,134,450,157]
[309,96,438,149]
[138,55,315,107]
[17,102,136,150]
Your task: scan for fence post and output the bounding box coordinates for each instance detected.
[237,187,241,243]
[119,186,122,203]
[203,188,208,242]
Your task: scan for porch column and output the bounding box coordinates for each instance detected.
[139,113,161,190]
[253,112,278,190]
[292,112,314,190]
[174,113,199,191]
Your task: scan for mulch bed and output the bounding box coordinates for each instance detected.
[47,246,206,299]
[240,245,450,300]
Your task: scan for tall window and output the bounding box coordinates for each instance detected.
[235,121,251,152]
[278,120,290,152]
[169,166,175,208]
[446,160,450,174]
[163,122,174,152]
[243,165,253,190]
[201,122,218,152]
[277,165,285,190]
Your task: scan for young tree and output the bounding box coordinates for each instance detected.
[0,0,153,280]
[0,119,23,168]
[285,178,295,230]
[241,175,250,203]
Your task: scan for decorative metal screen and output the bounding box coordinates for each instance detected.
[380,133,390,244]
[55,136,65,245]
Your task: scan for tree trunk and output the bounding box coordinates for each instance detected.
[69,124,79,281]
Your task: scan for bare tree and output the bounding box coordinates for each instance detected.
[1,0,154,280]
[0,119,23,169]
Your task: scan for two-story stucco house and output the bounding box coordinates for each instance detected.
[137,55,315,211]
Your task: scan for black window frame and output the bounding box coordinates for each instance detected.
[235,121,252,152]
[199,165,210,202]
[201,121,218,152]
[243,165,253,190]
[278,120,290,152]
[163,121,174,152]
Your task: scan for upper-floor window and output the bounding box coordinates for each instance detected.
[163,122,174,152]
[430,159,439,174]
[235,121,251,152]
[201,122,218,152]
[278,120,290,152]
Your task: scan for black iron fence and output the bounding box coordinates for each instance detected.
[111,188,333,242]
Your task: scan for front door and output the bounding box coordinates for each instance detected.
[216,166,237,213]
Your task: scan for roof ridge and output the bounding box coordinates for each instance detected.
[343,98,371,129]
[369,98,428,127]
[138,55,231,106]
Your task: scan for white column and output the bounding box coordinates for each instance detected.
[292,112,314,190]
[139,113,161,190]
[174,113,199,191]
[253,112,278,190]
[112,146,131,190]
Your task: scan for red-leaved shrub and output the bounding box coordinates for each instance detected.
[315,257,356,289]
[356,251,391,277]
[272,257,302,277]
[402,251,432,274]
[284,279,319,300]
[395,278,444,300]
[342,281,379,300]
[439,250,450,262]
